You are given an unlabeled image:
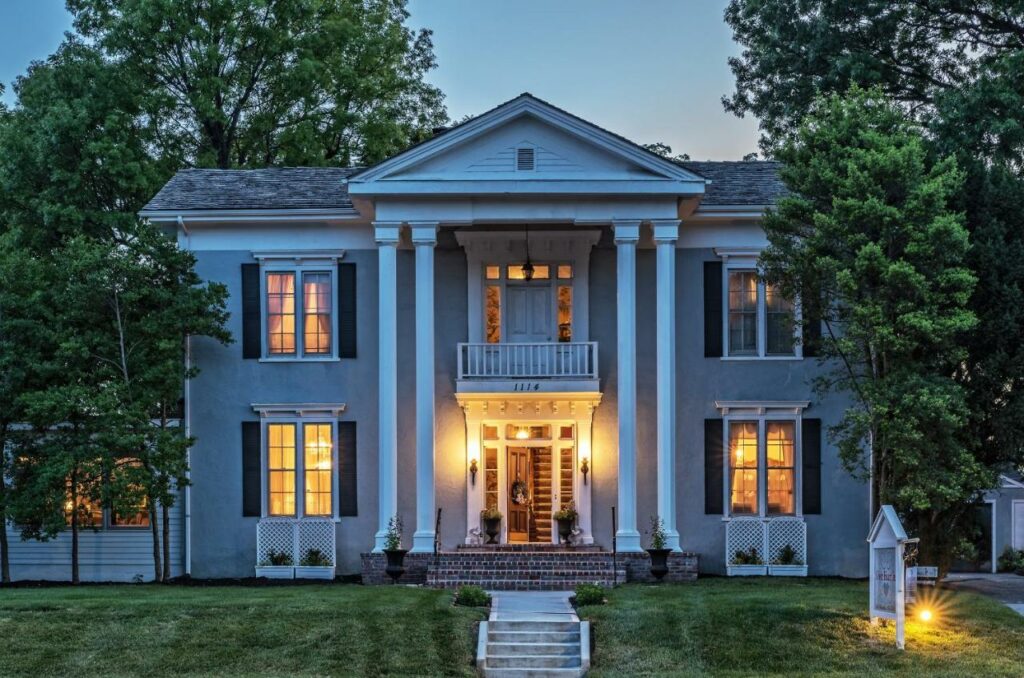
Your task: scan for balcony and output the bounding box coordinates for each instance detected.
[456,342,599,394]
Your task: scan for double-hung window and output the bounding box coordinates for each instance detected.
[265,421,335,517]
[727,418,799,517]
[263,266,336,359]
[721,253,799,358]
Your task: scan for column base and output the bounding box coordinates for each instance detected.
[664,529,681,552]
[373,530,388,553]
[410,530,436,553]
[615,529,643,552]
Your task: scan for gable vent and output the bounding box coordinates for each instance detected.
[516,147,536,171]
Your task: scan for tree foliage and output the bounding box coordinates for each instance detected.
[68,0,447,168]
[759,88,981,563]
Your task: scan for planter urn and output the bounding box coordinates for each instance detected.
[483,517,501,544]
[646,548,672,581]
[557,518,574,545]
[384,549,407,583]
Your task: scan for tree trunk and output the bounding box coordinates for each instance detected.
[161,500,171,582]
[0,446,9,584]
[71,499,80,585]
[149,497,161,582]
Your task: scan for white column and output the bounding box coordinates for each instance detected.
[614,220,642,552]
[411,222,439,553]
[373,222,401,552]
[653,220,681,551]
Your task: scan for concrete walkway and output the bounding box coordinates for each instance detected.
[490,591,578,622]
[945,573,1024,617]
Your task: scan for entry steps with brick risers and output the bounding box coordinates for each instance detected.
[477,592,590,678]
[429,544,625,591]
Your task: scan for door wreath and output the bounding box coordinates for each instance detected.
[510,479,529,505]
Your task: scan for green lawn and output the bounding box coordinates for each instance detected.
[0,584,484,677]
[577,578,1024,677]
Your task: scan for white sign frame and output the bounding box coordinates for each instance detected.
[867,505,918,650]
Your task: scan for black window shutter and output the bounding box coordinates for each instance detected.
[802,418,822,514]
[704,261,723,357]
[337,263,357,359]
[803,311,822,358]
[337,421,358,517]
[704,418,724,514]
[241,264,261,359]
[241,421,261,517]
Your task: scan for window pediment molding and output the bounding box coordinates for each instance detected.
[252,249,345,265]
[714,400,810,416]
[714,247,762,261]
[252,403,347,418]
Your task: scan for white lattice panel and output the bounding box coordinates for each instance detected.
[257,518,296,564]
[298,519,337,566]
[767,518,807,565]
[726,518,766,564]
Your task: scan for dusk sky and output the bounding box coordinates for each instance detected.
[0,0,761,160]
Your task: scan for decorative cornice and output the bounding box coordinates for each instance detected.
[251,403,347,418]
[714,400,810,415]
[252,249,345,264]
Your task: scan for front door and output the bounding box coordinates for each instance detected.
[507,447,532,542]
[507,286,552,343]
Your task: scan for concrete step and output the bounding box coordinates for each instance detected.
[486,655,582,669]
[483,669,583,678]
[489,620,579,633]
[487,642,580,657]
[488,630,580,644]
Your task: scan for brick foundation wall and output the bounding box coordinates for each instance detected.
[360,548,698,588]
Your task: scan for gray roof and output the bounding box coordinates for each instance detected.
[142,167,359,212]
[680,161,786,206]
[142,161,785,213]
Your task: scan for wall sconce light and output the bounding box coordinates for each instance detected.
[580,457,589,485]
[469,458,478,486]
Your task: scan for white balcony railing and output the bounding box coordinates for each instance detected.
[725,517,807,576]
[457,342,598,380]
[256,517,336,567]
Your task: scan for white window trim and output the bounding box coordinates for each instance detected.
[259,414,340,521]
[717,401,808,520]
[716,250,802,361]
[258,256,340,362]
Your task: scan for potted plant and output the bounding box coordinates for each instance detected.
[383,515,407,583]
[646,516,672,581]
[727,546,767,576]
[480,507,502,544]
[255,548,295,579]
[768,544,807,577]
[295,547,335,580]
[553,502,578,545]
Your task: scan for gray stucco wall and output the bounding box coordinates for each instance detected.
[184,225,868,579]
[994,486,1024,562]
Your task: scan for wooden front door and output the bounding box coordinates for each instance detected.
[507,447,531,542]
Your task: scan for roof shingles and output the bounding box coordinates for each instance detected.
[680,160,787,206]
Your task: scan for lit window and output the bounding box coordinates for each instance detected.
[268,423,296,516]
[507,264,550,280]
[766,422,796,515]
[65,483,104,528]
[482,425,499,440]
[557,264,573,280]
[302,273,332,355]
[484,447,499,511]
[728,271,758,355]
[557,286,572,342]
[303,423,333,516]
[506,424,551,440]
[729,422,759,515]
[267,273,296,355]
[485,265,500,280]
[766,285,795,355]
[485,286,501,343]
[112,497,150,527]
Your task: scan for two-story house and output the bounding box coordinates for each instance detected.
[5,94,870,585]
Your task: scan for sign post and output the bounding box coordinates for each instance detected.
[867,505,918,650]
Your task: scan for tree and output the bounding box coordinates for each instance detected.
[642,142,690,162]
[68,0,448,168]
[759,88,981,566]
[724,0,1024,559]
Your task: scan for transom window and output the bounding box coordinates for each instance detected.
[724,264,798,358]
[266,421,335,517]
[727,419,798,516]
[264,267,335,358]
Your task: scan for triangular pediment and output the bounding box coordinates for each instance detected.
[348,94,706,196]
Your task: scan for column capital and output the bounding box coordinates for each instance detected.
[651,219,681,244]
[373,221,402,245]
[409,221,439,245]
[612,220,641,244]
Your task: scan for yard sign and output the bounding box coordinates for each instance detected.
[867,505,917,650]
